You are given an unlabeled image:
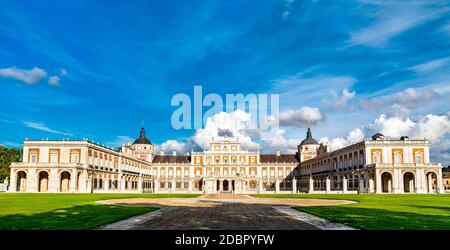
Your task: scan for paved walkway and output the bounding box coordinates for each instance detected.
[99,194,355,230]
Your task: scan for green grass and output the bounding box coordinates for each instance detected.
[253,194,450,230]
[0,193,200,230]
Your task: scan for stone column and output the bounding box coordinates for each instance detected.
[437,169,444,194]
[375,170,382,194]
[220,180,223,192]
[427,173,433,193]
[102,175,108,192]
[9,171,16,192]
[275,179,280,194]
[120,176,126,192]
[48,168,58,192]
[358,175,365,193]
[325,177,331,193]
[369,177,375,193]
[70,170,77,192]
[292,178,297,194]
[128,177,132,191]
[118,156,122,191]
[154,179,159,193]
[308,177,314,193]
[258,179,263,194]
[188,179,193,192]
[138,175,143,193]
[342,176,347,193]
[171,179,176,193]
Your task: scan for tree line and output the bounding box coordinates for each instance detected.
[0,146,21,182]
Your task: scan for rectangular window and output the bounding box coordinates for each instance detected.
[28,149,39,163]
[70,149,81,163]
[49,149,60,163]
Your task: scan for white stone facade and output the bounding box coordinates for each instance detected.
[8,128,445,194]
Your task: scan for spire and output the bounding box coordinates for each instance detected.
[306,127,312,138]
[133,127,152,145]
[140,127,146,138]
[299,127,319,146]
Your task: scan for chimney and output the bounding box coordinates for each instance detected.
[276,150,281,156]
[172,151,177,156]
[160,151,165,156]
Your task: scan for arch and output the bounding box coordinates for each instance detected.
[223,180,229,191]
[426,171,438,193]
[403,172,415,193]
[16,171,27,192]
[60,171,71,192]
[38,171,49,192]
[381,172,393,193]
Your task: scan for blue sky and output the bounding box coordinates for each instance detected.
[0,0,449,165]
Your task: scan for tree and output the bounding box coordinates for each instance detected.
[0,146,21,182]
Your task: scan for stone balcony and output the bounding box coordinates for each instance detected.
[367,163,442,168]
[10,162,84,169]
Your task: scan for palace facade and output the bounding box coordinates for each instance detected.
[8,127,445,194]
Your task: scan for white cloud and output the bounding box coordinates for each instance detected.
[392,87,438,109]
[409,57,450,73]
[24,121,72,136]
[369,114,416,137]
[159,140,189,153]
[0,67,47,84]
[261,128,299,153]
[192,109,260,151]
[360,87,441,118]
[323,88,356,110]
[368,113,450,143]
[282,0,295,19]
[48,76,60,86]
[157,110,262,154]
[279,106,324,127]
[60,68,68,76]
[319,128,365,151]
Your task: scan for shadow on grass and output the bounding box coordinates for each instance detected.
[295,206,450,230]
[0,204,157,230]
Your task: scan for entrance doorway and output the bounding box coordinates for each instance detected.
[223,180,229,191]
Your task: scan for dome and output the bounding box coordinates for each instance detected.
[133,127,152,145]
[371,133,384,140]
[299,128,319,146]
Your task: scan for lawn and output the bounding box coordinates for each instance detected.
[0,193,200,230]
[253,194,450,230]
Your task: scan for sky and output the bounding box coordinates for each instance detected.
[0,0,449,166]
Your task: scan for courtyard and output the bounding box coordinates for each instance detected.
[1,193,450,230]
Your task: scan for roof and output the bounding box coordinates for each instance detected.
[260,154,299,163]
[299,128,319,146]
[152,155,191,164]
[133,127,152,145]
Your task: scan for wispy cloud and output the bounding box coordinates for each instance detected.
[106,136,133,148]
[1,141,21,147]
[24,121,72,136]
[348,1,449,47]
[271,73,357,108]
[409,57,450,73]
[0,66,47,84]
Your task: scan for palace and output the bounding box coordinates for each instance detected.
[8,127,445,194]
